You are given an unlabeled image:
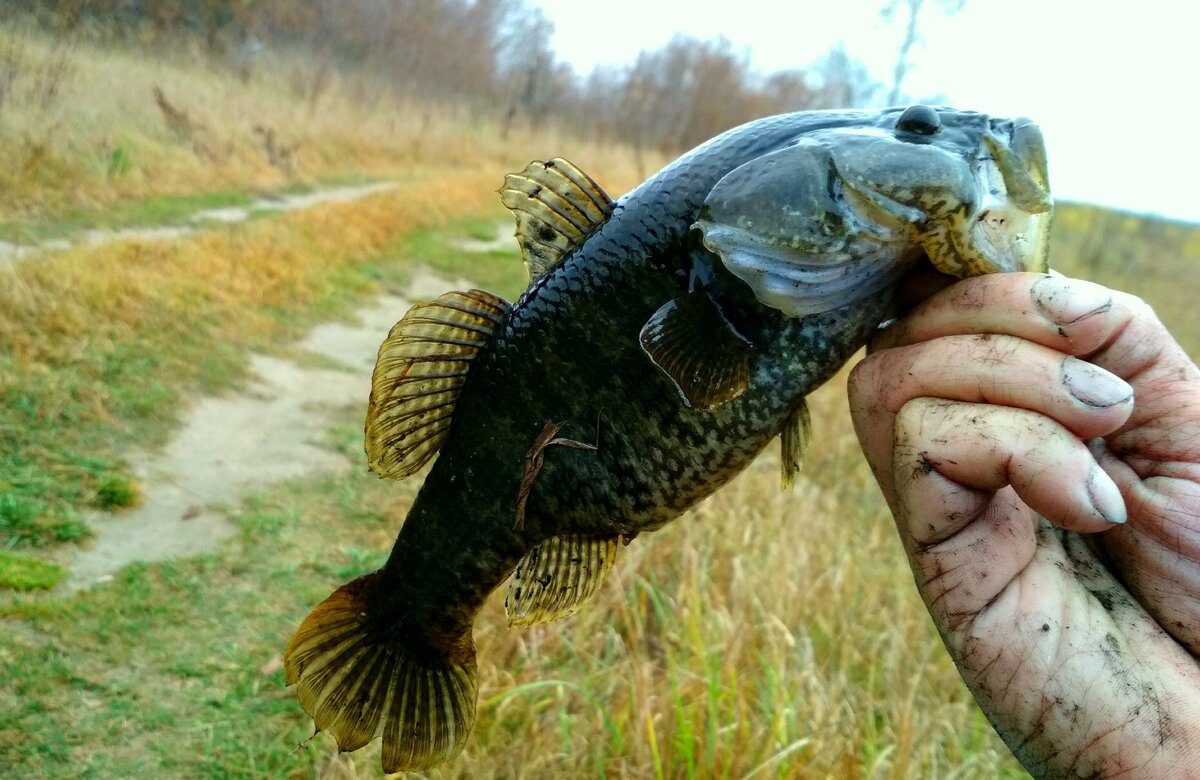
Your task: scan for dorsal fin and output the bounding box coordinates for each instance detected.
[365,289,510,479]
[499,157,614,284]
[505,534,620,626]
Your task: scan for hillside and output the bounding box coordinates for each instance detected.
[1,19,1197,780]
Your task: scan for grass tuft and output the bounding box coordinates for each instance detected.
[0,551,64,590]
[91,475,141,510]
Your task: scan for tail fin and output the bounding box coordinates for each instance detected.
[283,572,478,773]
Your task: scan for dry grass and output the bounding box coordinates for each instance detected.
[2,19,1197,778]
[0,376,1029,779]
[0,21,627,223]
[434,371,1025,779]
[1050,203,1200,358]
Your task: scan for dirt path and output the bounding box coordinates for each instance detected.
[0,181,397,266]
[63,267,465,592]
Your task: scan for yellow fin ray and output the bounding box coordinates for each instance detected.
[365,290,510,480]
[500,158,614,284]
[284,572,478,773]
[780,400,812,490]
[505,534,620,626]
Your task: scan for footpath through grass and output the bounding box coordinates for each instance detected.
[0,172,527,581]
[0,172,1034,778]
[0,176,381,245]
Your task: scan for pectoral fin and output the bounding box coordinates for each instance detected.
[639,289,755,412]
[780,400,812,490]
[505,534,620,626]
[365,290,510,479]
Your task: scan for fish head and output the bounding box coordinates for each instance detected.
[696,106,1053,317]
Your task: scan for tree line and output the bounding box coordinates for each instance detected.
[7,0,888,154]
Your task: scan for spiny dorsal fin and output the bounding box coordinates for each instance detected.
[505,534,620,626]
[499,157,614,284]
[284,571,478,772]
[365,289,510,479]
[639,288,756,412]
[780,400,812,490]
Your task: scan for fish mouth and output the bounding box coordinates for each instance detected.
[927,120,1053,277]
[698,221,918,317]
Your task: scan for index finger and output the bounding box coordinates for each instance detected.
[872,273,1200,461]
[872,273,1121,358]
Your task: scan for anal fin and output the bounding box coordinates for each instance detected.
[505,534,620,626]
[780,400,812,490]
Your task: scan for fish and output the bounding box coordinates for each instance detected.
[283,104,1053,773]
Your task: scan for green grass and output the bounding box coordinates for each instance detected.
[0,392,1030,778]
[0,551,63,590]
[0,176,393,244]
[0,180,508,554]
[91,475,141,510]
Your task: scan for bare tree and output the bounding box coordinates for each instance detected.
[495,2,561,135]
[881,0,965,105]
[811,45,880,108]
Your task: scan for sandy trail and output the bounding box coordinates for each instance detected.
[0,182,397,266]
[450,222,512,254]
[63,268,464,592]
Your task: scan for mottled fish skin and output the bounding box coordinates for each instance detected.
[284,106,1053,772]
[372,111,897,635]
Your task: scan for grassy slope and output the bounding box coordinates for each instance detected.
[0,23,646,561]
[3,22,1200,780]
[0,23,488,221]
[4,205,1196,778]
[1050,202,1200,357]
[0,381,1028,779]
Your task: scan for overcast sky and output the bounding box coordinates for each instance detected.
[530,0,1199,223]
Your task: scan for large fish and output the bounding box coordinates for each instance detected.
[284,105,1052,772]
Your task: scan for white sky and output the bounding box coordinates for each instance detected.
[530,0,1200,223]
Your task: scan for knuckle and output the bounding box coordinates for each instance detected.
[847,356,877,397]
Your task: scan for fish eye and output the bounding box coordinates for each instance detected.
[896,105,942,136]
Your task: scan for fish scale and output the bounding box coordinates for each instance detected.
[282,106,1053,773]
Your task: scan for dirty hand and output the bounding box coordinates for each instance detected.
[848,273,1200,778]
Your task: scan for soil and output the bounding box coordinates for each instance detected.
[62,268,465,592]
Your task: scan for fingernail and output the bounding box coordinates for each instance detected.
[1032,275,1113,325]
[1087,465,1126,524]
[1062,357,1133,408]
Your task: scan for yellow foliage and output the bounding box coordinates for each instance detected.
[1051,202,1200,357]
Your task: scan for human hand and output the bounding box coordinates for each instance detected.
[847,272,1200,778]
